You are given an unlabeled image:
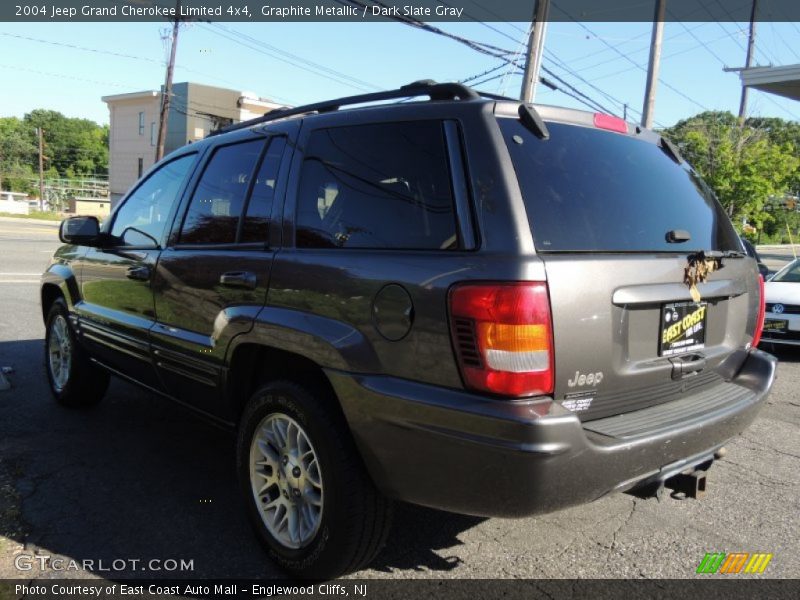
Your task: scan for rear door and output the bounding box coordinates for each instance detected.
[497,115,758,421]
[150,127,294,419]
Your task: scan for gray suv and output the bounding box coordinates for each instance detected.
[42,81,776,578]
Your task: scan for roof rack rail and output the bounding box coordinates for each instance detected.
[210,80,480,137]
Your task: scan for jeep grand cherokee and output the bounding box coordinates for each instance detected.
[41,81,775,578]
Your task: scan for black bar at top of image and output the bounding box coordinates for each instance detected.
[3,0,800,23]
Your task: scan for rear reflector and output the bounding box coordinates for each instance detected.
[449,282,554,397]
[752,274,766,347]
[594,113,628,134]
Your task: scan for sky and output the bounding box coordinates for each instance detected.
[1,17,799,128]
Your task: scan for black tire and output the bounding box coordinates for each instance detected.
[44,298,109,407]
[237,380,392,578]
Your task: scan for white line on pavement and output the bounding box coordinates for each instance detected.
[0,280,40,284]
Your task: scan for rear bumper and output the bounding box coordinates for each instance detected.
[327,348,776,518]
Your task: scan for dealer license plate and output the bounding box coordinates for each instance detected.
[659,301,708,357]
[763,319,789,333]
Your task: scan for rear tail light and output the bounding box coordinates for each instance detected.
[593,113,628,134]
[449,282,554,397]
[752,274,766,347]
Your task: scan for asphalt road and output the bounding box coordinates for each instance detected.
[0,217,798,582]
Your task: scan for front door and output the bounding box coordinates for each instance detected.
[150,131,293,419]
[77,153,198,389]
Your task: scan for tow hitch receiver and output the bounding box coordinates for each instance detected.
[666,469,708,499]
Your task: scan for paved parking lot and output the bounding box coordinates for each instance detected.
[0,217,798,581]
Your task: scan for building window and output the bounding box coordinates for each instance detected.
[137,158,143,179]
[138,112,145,136]
[150,122,156,146]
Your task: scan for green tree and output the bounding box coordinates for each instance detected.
[0,116,37,192]
[23,109,109,178]
[664,111,800,233]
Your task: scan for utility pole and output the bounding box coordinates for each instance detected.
[156,0,181,162]
[37,127,45,211]
[641,0,666,129]
[519,0,551,103]
[738,0,759,123]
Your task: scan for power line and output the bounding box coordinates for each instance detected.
[498,23,532,96]
[708,0,778,66]
[540,66,615,114]
[343,1,625,116]
[0,29,283,99]
[0,63,129,88]
[550,3,710,113]
[670,19,727,66]
[458,62,508,84]
[441,1,644,117]
[209,23,382,91]
[201,22,381,94]
[544,49,646,121]
[749,89,800,121]
[0,31,160,63]
[563,20,712,73]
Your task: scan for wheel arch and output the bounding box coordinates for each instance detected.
[40,264,81,323]
[226,343,342,423]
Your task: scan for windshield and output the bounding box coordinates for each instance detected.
[498,118,741,253]
[772,260,800,283]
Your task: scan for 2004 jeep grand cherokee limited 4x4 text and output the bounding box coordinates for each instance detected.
[40,81,775,578]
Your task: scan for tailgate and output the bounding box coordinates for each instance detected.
[495,109,759,420]
[543,254,757,420]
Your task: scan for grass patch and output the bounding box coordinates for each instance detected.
[0,211,63,222]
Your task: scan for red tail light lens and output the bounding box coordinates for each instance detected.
[752,274,766,347]
[449,282,554,397]
[593,113,628,134]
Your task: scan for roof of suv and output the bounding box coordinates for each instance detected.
[210,80,488,137]
[199,79,668,156]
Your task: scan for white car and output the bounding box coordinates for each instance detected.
[760,258,800,347]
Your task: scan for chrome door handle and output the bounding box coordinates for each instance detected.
[219,271,257,290]
[126,265,151,281]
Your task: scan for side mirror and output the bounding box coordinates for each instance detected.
[59,216,103,246]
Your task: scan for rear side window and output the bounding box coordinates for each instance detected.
[295,121,458,250]
[498,119,740,253]
[179,139,264,244]
[241,137,286,243]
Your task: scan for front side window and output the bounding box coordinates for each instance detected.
[179,139,265,244]
[295,121,458,250]
[111,154,195,247]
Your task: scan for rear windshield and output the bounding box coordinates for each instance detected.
[498,118,740,253]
